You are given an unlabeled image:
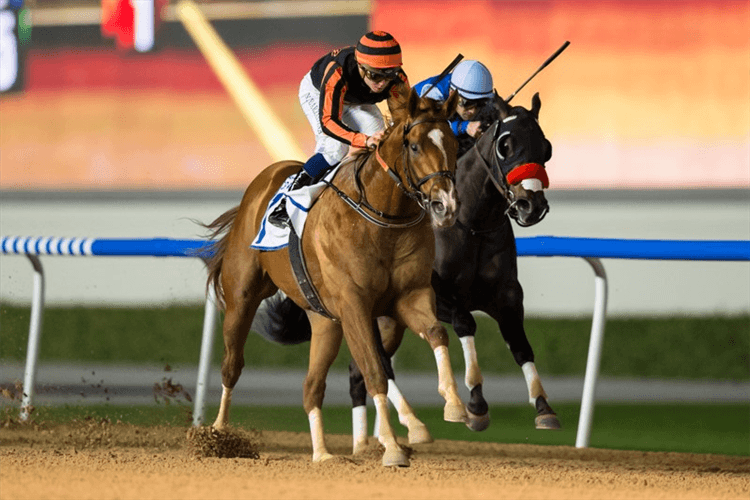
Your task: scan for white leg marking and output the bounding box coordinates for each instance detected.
[388,380,433,444]
[373,394,409,466]
[308,407,333,462]
[213,385,233,429]
[460,336,484,390]
[522,361,548,404]
[434,345,467,422]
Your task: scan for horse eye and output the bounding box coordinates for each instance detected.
[497,135,514,160]
[410,143,418,153]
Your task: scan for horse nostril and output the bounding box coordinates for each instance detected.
[515,199,532,213]
[431,201,446,215]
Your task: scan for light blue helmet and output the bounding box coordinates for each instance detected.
[450,60,494,100]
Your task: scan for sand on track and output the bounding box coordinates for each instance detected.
[1,420,748,500]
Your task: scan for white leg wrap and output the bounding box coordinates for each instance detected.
[460,336,483,390]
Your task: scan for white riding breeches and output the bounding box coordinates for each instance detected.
[298,71,386,165]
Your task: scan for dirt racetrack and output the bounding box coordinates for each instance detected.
[1,420,748,500]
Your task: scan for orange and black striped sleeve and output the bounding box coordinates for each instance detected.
[319,64,368,148]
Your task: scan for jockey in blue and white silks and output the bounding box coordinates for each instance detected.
[413,59,494,139]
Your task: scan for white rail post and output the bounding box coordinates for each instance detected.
[575,257,608,448]
[192,285,218,426]
[21,254,45,421]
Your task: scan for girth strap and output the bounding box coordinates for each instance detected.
[288,226,338,322]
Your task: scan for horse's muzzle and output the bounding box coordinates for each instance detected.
[509,190,549,227]
[429,183,459,228]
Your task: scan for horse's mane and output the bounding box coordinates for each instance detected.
[457,98,499,158]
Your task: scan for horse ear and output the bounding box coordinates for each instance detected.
[496,94,512,120]
[387,81,411,122]
[443,90,459,118]
[531,92,541,118]
[407,87,420,118]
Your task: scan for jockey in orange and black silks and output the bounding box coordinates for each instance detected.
[300,32,408,179]
[268,31,409,230]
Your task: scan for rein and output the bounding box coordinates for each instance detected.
[471,121,520,218]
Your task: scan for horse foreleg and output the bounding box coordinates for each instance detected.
[396,291,467,424]
[450,309,490,431]
[304,315,343,462]
[341,305,408,467]
[491,288,561,430]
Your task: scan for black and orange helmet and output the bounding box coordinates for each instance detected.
[355,31,402,70]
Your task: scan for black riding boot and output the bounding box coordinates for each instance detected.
[267,171,314,229]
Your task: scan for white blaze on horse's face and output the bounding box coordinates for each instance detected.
[426,128,459,228]
[428,129,448,168]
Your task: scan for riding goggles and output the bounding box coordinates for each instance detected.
[457,96,489,109]
[360,65,399,83]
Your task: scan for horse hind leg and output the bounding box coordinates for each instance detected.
[213,297,259,430]
[213,255,275,430]
[304,315,346,463]
[522,362,561,430]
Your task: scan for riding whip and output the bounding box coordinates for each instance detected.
[420,53,464,99]
[505,41,570,102]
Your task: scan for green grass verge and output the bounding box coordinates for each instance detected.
[12,402,749,457]
[1,305,748,380]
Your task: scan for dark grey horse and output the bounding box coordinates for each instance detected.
[348,93,558,452]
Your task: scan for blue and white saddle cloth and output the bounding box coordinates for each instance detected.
[251,167,340,251]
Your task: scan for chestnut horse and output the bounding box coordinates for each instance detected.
[348,93,558,452]
[202,88,466,467]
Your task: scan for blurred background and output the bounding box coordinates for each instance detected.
[1,0,748,315]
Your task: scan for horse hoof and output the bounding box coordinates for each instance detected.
[444,403,468,423]
[382,447,410,467]
[407,423,434,445]
[352,439,369,455]
[465,409,491,432]
[535,413,561,430]
[312,452,335,463]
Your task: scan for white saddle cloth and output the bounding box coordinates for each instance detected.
[250,167,339,251]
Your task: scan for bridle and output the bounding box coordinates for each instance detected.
[324,117,455,228]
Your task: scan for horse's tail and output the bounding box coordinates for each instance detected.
[199,205,239,310]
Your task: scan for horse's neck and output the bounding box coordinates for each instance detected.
[457,147,509,222]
